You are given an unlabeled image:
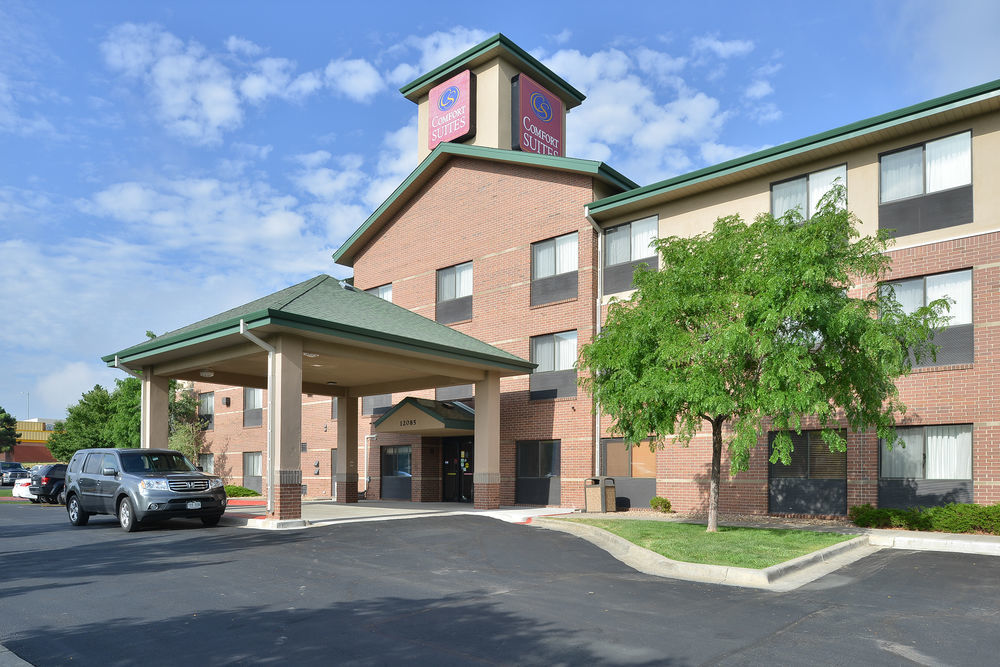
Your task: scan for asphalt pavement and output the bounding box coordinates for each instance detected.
[2,501,999,665]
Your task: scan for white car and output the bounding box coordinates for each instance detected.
[12,477,37,502]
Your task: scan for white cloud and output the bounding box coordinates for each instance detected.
[692,35,754,59]
[226,35,263,57]
[294,150,332,168]
[744,79,773,100]
[324,58,385,103]
[35,362,117,418]
[551,29,572,45]
[0,72,57,136]
[294,154,365,201]
[364,121,418,210]
[749,102,782,123]
[384,27,492,85]
[240,57,294,103]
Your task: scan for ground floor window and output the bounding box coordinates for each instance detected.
[243,451,262,494]
[381,445,412,500]
[515,440,561,505]
[198,453,214,473]
[881,425,972,480]
[600,439,656,510]
[768,430,847,516]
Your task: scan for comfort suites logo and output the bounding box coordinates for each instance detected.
[529,91,553,122]
[428,70,476,150]
[512,73,563,156]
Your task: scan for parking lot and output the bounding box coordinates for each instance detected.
[2,500,1000,665]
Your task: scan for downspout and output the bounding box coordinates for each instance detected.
[585,205,603,477]
[113,355,142,378]
[239,320,276,515]
[364,434,377,494]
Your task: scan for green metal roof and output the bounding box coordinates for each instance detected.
[372,396,475,431]
[103,274,534,372]
[399,33,585,107]
[332,142,637,267]
[588,77,1000,218]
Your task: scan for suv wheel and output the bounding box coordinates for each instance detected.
[118,497,140,533]
[67,495,90,526]
[201,514,222,527]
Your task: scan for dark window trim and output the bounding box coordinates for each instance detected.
[516,439,561,478]
[530,232,578,280]
[881,268,973,368]
[198,392,214,431]
[877,129,972,203]
[769,161,848,218]
[603,218,658,268]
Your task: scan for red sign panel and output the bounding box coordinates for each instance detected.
[428,70,476,150]
[512,73,564,156]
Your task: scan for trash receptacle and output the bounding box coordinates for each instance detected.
[584,477,617,513]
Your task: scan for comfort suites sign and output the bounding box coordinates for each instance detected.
[512,73,563,156]
[428,70,476,150]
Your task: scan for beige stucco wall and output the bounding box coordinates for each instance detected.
[599,109,1000,253]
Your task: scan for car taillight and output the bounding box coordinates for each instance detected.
[41,476,50,484]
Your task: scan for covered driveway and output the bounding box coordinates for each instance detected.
[102,274,534,521]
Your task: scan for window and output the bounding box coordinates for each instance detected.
[768,431,847,480]
[436,261,473,323]
[301,442,308,453]
[529,331,577,399]
[198,392,214,430]
[243,452,262,477]
[879,131,973,236]
[244,387,263,427]
[382,446,412,477]
[330,397,338,419]
[531,232,578,305]
[883,269,973,367]
[602,439,657,478]
[198,453,214,474]
[362,393,393,416]
[771,164,846,219]
[436,384,474,401]
[517,440,560,479]
[603,216,658,293]
[366,284,392,302]
[881,425,972,480]
[83,453,103,475]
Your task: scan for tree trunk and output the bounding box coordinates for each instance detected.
[707,417,723,533]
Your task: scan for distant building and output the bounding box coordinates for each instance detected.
[5,419,59,463]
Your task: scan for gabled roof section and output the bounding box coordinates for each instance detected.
[102,274,534,372]
[399,33,585,108]
[372,397,475,431]
[332,142,637,267]
[588,77,1000,219]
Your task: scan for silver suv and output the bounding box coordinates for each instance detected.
[65,448,227,532]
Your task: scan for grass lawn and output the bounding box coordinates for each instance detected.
[0,487,11,497]
[562,518,853,569]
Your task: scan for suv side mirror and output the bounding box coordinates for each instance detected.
[102,467,118,477]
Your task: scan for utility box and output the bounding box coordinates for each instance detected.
[584,477,617,513]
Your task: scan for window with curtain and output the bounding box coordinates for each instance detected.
[881,269,973,367]
[366,283,392,302]
[531,331,577,372]
[604,217,657,267]
[602,439,657,478]
[532,232,578,279]
[881,425,972,480]
[243,387,263,427]
[771,164,847,219]
[198,392,214,430]
[437,261,473,302]
[880,131,971,203]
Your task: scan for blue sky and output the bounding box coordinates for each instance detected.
[1,0,998,421]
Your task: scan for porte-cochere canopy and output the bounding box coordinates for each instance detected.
[102,274,534,521]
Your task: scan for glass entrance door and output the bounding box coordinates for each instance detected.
[442,437,473,502]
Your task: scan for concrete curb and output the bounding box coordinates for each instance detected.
[867,529,1000,556]
[0,643,32,667]
[532,517,877,591]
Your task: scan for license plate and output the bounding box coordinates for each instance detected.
[186,501,201,510]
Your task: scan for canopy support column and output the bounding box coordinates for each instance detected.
[473,371,502,509]
[336,396,359,503]
[140,367,169,450]
[271,335,303,520]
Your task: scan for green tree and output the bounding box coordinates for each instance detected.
[47,385,115,460]
[106,377,142,448]
[579,189,949,532]
[0,405,20,456]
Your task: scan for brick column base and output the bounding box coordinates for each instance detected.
[270,483,302,520]
[336,479,358,503]
[474,482,501,510]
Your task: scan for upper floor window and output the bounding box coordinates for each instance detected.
[362,393,393,416]
[882,268,973,367]
[603,216,658,294]
[878,132,973,237]
[198,392,214,431]
[531,232,578,306]
[436,261,473,323]
[330,397,338,420]
[366,284,392,302]
[243,387,263,428]
[771,164,846,219]
[529,330,577,400]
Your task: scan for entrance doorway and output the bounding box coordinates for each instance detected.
[442,436,473,502]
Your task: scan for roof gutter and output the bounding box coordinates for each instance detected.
[112,355,142,378]
[239,319,276,516]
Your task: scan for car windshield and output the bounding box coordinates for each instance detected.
[120,453,197,474]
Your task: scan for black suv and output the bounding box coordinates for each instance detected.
[65,448,227,532]
[29,463,67,504]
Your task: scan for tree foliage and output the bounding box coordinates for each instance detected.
[47,376,203,461]
[579,188,949,531]
[0,405,19,455]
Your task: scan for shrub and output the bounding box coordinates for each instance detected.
[224,485,260,497]
[649,496,672,513]
[848,502,1000,534]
